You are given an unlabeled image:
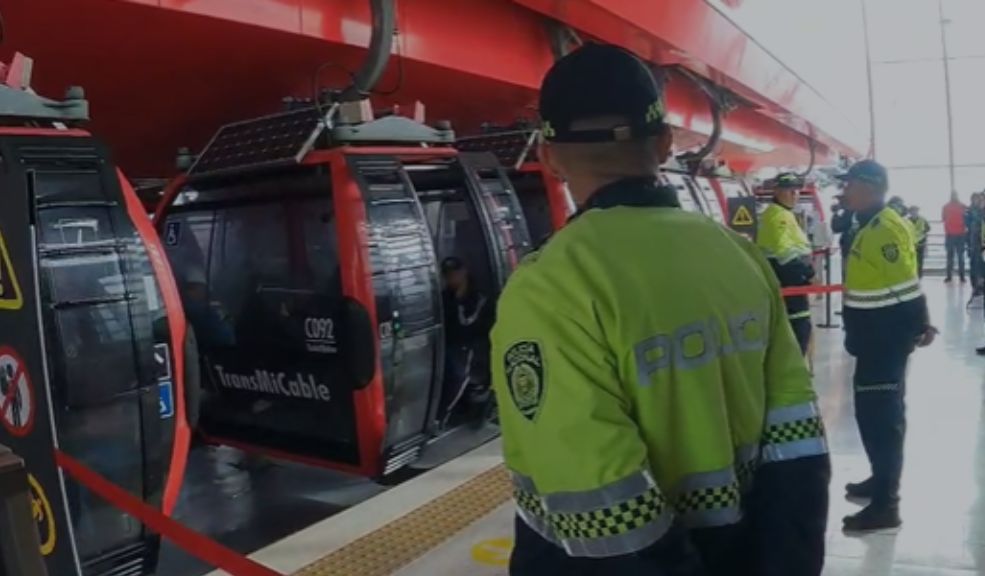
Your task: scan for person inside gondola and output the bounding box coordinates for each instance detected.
[439,257,495,425]
[182,268,234,349]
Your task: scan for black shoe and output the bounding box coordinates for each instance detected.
[843,504,902,534]
[977,347,985,356]
[945,277,953,283]
[845,478,874,499]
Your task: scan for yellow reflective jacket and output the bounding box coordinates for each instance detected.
[844,206,928,356]
[491,181,829,565]
[756,202,815,320]
[910,216,930,245]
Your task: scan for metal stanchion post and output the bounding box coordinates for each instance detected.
[817,248,840,329]
[0,445,47,576]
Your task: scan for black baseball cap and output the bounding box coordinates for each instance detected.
[539,43,666,143]
[837,160,888,188]
[773,172,804,190]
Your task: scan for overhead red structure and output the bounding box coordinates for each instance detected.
[0,0,867,176]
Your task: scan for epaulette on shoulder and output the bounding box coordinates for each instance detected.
[871,216,881,228]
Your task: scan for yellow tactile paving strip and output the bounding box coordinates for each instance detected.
[292,464,511,576]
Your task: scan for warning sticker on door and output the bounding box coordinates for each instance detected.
[731,205,755,227]
[28,473,57,556]
[0,345,35,437]
[727,197,759,239]
[0,228,24,311]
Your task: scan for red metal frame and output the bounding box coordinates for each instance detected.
[706,178,731,219]
[328,150,387,477]
[117,170,190,515]
[511,0,867,157]
[304,146,458,163]
[519,162,573,232]
[1,125,189,515]
[197,432,368,477]
[3,0,859,177]
[0,127,89,138]
[152,173,188,224]
[154,146,460,477]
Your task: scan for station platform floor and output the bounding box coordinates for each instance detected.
[207,281,985,576]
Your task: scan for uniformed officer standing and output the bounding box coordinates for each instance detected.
[908,206,930,278]
[839,160,936,532]
[491,43,831,576]
[756,173,816,354]
[889,196,918,247]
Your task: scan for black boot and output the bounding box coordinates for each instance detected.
[843,503,901,533]
[845,477,874,499]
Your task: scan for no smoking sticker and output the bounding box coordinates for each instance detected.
[0,345,35,437]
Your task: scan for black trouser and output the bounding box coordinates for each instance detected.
[853,351,909,508]
[440,343,491,419]
[916,242,926,278]
[440,345,472,417]
[946,235,966,280]
[790,316,812,356]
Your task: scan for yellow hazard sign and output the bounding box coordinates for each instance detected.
[0,228,23,311]
[471,537,513,567]
[28,473,56,556]
[731,205,755,227]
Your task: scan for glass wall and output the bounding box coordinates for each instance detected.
[867,0,985,214]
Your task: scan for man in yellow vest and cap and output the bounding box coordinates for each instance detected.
[756,173,816,354]
[491,42,830,576]
[839,160,936,533]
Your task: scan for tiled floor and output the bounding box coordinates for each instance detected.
[394,282,985,575]
[821,282,985,575]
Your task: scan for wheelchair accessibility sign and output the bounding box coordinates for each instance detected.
[164,221,181,247]
[159,381,175,419]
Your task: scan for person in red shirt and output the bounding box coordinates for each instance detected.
[942,192,968,282]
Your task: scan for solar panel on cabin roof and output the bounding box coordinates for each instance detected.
[189,107,325,178]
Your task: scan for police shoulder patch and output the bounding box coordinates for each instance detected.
[504,341,545,421]
[882,243,899,263]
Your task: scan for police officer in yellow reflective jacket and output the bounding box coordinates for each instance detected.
[839,160,936,533]
[756,173,816,354]
[491,43,831,576]
[908,205,930,278]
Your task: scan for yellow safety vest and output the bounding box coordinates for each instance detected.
[493,200,824,557]
[845,207,921,310]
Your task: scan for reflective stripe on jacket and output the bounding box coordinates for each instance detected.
[491,178,829,573]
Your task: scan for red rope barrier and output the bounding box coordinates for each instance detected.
[781,284,844,297]
[55,450,283,576]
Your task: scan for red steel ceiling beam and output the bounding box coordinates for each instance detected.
[510,0,867,158]
[3,0,837,174]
